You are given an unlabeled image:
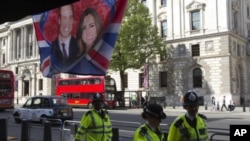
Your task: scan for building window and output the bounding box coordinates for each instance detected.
[233,11,238,30]
[141,0,146,6]
[191,11,200,30]
[193,68,202,88]
[178,44,186,54]
[39,79,43,90]
[248,30,250,38]
[2,53,5,64]
[15,67,18,74]
[26,26,33,58]
[2,38,5,46]
[160,71,167,87]
[15,29,21,59]
[161,0,166,6]
[160,53,166,61]
[124,73,128,88]
[247,6,250,17]
[139,73,144,88]
[237,44,240,56]
[192,44,200,57]
[161,20,167,37]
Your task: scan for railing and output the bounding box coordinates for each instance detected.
[208,127,230,141]
[3,116,62,141]
[0,117,230,141]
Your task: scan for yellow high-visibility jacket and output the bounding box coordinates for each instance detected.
[133,123,165,141]
[75,109,112,141]
[168,113,208,141]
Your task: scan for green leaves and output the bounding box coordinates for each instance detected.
[109,0,164,90]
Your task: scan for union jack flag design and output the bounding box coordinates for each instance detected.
[32,0,127,78]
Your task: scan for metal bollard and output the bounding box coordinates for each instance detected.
[0,118,7,141]
[205,102,208,110]
[43,121,52,141]
[163,132,168,141]
[112,128,119,141]
[216,101,220,111]
[70,123,78,135]
[21,119,29,141]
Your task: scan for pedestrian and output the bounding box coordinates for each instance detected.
[179,95,184,107]
[210,96,216,111]
[221,96,228,111]
[141,96,145,108]
[133,103,167,141]
[168,91,208,141]
[142,96,148,108]
[228,100,235,111]
[75,93,112,141]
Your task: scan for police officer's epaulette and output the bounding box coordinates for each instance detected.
[174,118,183,127]
[85,111,91,115]
[198,113,207,120]
[104,109,109,114]
[139,126,147,136]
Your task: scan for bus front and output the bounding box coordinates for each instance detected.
[104,77,117,108]
[0,70,14,111]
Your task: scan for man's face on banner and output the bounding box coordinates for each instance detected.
[59,5,74,38]
[81,14,98,49]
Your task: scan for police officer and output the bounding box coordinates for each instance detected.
[168,91,208,141]
[75,93,112,141]
[133,103,167,141]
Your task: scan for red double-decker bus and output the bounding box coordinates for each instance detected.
[55,76,118,108]
[0,69,15,111]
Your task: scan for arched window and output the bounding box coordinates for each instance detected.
[193,68,202,88]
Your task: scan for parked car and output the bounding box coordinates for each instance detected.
[13,96,73,124]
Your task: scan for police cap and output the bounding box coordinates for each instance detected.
[92,93,103,101]
[144,103,167,119]
[183,91,199,106]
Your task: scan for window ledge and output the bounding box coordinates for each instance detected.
[159,5,166,9]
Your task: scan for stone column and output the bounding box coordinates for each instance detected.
[12,29,16,61]
[21,26,25,60]
[7,31,11,64]
[23,26,27,59]
[32,26,38,58]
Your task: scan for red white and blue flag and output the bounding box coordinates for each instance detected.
[32,0,127,78]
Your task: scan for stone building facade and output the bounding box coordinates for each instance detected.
[1,0,250,106]
[145,0,250,106]
[0,18,54,104]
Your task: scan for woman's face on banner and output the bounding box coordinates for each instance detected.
[81,14,98,49]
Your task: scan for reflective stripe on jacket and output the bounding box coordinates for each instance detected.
[133,124,165,141]
[75,109,112,141]
[168,114,208,141]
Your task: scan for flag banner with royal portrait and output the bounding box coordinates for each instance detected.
[32,0,128,78]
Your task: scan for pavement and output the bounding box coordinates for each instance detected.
[15,103,250,114]
[7,136,17,141]
[111,105,250,115]
[7,105,250,141]
[165,105,250,113]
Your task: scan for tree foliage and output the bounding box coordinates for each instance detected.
[109,0,164,90]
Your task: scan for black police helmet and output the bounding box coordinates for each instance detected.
[144,103,167,119]
[183,91,199,106]
[92,93,103,101]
